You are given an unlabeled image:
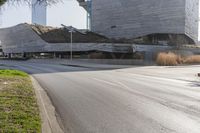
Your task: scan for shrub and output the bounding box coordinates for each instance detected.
[156,52,180,66]
[156,52,200,66]
[184,55,200,64]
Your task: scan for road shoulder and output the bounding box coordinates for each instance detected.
[31,76,64,133]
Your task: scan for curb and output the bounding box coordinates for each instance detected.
[60,63,131,70]
[31,76,64,133]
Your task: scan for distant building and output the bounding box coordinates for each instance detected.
[78,0,199,45]
[32,0,47,25]
[0,7,2,27]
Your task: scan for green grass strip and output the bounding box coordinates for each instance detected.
[0,69,41,132]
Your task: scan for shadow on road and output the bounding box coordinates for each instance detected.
[188,80,200,87]
[0,60,143,75]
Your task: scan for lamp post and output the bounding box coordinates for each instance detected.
[61,24,86,60]
[69,30,73,60]
[69,28,75,60]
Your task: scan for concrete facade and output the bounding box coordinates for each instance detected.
[185,0,199,42]
[0,24,135,54]
[79,0,199,44]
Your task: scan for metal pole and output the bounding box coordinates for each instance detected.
[70,31,73,60]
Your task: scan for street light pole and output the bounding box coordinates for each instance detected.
[70,31,73,60]
[61,24,86,61]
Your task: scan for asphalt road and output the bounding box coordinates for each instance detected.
[1,60,200,133]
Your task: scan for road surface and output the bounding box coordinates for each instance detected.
[1,60,200,133]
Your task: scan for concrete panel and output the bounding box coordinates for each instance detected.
[0,24,47,53]
[185,0,199,42]
[90,0,199,43]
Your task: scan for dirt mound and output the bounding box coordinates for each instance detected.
[30,24,110,43]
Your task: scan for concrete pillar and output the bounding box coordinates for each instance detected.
[144,52,153,64]
[8,53,11,59]
[22,53,26,58]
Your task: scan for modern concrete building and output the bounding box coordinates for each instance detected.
[0,7,2,27]
[32,0,47,25]
[0,24,134,55]
[78,0,199,44]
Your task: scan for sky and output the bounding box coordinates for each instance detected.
[0,0,86,29]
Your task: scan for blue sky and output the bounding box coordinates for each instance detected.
[1,0,86,28]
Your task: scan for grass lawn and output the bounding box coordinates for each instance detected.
[0,69,41,132]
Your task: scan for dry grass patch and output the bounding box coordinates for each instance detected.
[156,52,200,66]
[156,52,180,66]
[184,55,200,64]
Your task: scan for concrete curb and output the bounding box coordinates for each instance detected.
[31,76,64,133]
[60,62,133,70]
